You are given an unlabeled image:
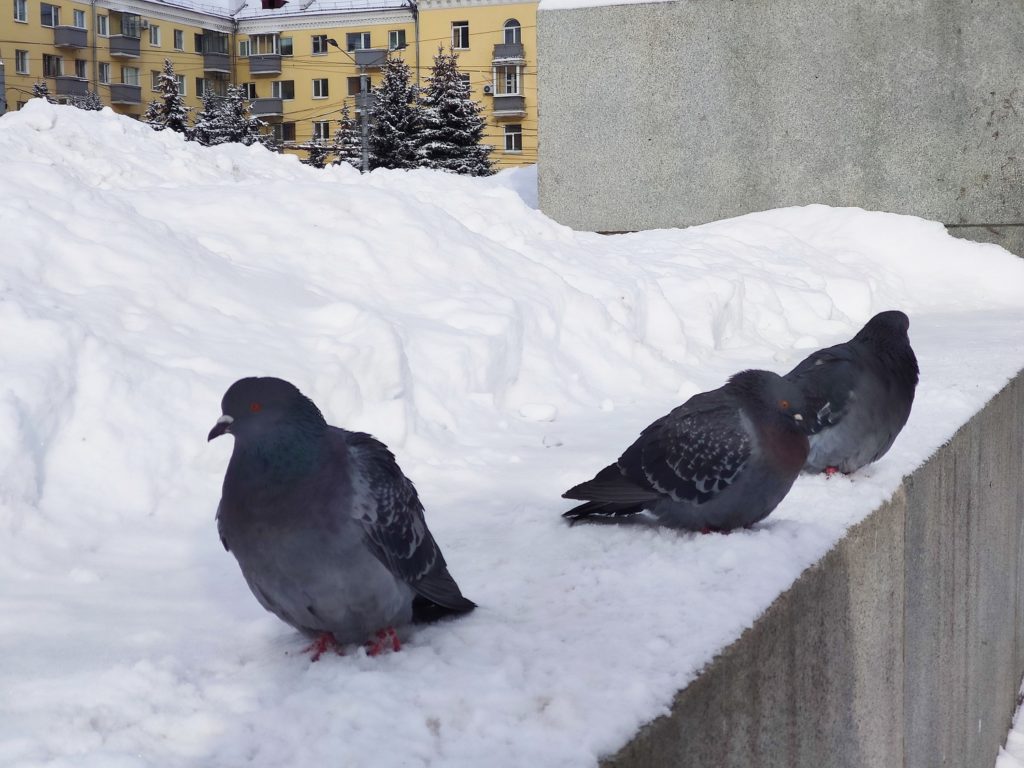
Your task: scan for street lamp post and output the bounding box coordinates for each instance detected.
[326,38,370,173]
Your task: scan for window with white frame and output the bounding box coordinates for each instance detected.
[40,3,59,27]
[272,122,295,143]
[195,77,205,96]
[494,64,521,95]
[74,59,86,78]
[280,36,293,55]
[248,34,280,55]
[176,74,186,95]
[15,49,29,74]
[151,70,160,90]
[503,124,522,153]
[459,73,470,93]
[238,39,250,57]
[345,31,369,51]
[241,82,256,99]
[451,21,469,49]
[347,76,362,96]
[121,66,140,86]
[99,62,110,83]
[149,25,161,46]
[42,53,62,77]
[97,14,108,35]
[312,78,328,99]
[312,121,330,140]
[312,34,327,55]
[503,19,521,45]
[388,29,405,50]
[13,0,27,22]
[174,29,183,49]
[73,8,86,27]
[271,80,294,99]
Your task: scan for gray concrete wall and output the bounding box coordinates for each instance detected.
[602,367,1024,768]
[537,0,1024,254]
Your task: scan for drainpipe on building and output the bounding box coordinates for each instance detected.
[408,0,419,89]
[91,0,98,97]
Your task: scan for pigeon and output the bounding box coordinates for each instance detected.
[562,369,809,532]
[208,376,475,658]
[784,310,919,475]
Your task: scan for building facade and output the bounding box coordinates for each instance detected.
[1,0,536,169]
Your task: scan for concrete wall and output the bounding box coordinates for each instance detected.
[537,0,1024,255]
[602,367,1024,768]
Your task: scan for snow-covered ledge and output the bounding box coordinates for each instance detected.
[604,369,1024,768]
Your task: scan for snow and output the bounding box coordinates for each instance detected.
[2,100,1024,768]
[539,0,672,12]
[997,685,1024,768]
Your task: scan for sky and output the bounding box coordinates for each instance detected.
[1,100,1024,767]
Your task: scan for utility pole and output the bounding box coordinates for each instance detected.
[327,38,369,173]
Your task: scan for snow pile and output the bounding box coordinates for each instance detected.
[2,100,1024,768]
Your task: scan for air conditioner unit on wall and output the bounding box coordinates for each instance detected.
[140,19,150,28]
[483,84,493,95]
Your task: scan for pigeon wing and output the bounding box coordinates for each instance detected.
[618,401,751,505]
[785,346,860,434]
[344,431,474,613]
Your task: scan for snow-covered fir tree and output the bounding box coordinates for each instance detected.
[331,102,364,170]
[417,48,493,176]
[69,91,104,111]
[191,85,268,147]
[141,59,191,133]
[368,57,420,170]
[299,138,331,169]
[31,82,54,102]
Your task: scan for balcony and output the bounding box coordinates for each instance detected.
[54,26,87,49]
[203,51,230,73]
[492,43,525,63]
[109,35,141,58]
[248,54,282,75]
[55,76,88,97]
[250,97,283,118]
[353,48,387,69]
[109,83,142,104]
[492,94,526,118]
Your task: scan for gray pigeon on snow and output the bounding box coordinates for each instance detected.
[784,310,919,475]
[562,369,809,532]
[209,377,474,658]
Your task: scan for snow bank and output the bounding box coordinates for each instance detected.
[2,100,1024,768]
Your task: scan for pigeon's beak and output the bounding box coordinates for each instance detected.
[208,414,234,441]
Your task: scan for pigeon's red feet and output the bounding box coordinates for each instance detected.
[303,632,343,662]
[824,466,840,478]
[366,627,402,656]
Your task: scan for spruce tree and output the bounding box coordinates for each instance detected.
[418,47,493,176]
[300,138,331,168]
[70,91,104,111]
[191,85,268,147]
[331,102,364,170]
[31,81,54,102]
[368,57,420,170]
[142,59,191,133]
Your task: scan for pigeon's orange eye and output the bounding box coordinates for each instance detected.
[779,399,790,410]
[250,402,262,413]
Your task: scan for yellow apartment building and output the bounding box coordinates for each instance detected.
[0,0,537,169]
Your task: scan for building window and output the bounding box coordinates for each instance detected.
[272,122,295,143]
[388,29,405,50]
[312,120,330,140]
[40,3,59,27]
[99,62,110,83]
[347,76,363,96]
[173,29,183,50]
[121,13,141,38]
[15,49,29,74]
[346,31,369,51]
[149,25,161,46]
[249,34,280,55]
[42,53,63,77]
[495,65,521,95]
[452,21,469,49]
[241,82,256,98]
[75,59,86,78]
[176,74,186,95]
[280,36,292,55]
[13,0,27,22]
[312,34,327,55]
[151,70,160,90]
[238,40,249,57]
[459,73,470,93]
[503,19,521,45]
[504,124,522,152]
[272,80,294,99]
[122,66,140,86]
[312,78,328,99]
[97,14,108,35]
[195,77,205,96]
[73,8,85,28]
[195,32,204,52]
